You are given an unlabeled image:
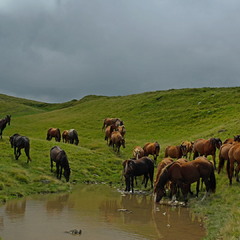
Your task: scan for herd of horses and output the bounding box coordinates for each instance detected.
[2,114,240,203]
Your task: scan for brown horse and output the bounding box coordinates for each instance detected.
[117,125,126,137]
[154,157,216,203]
[143,142,160,165]
[227,143,240,185]
[46,128,61,142]
[132,146,145,160]
[104,125,115,144]
[181,141,194,159]
[0,115,11,139]
[62,130,69,143]
[193,138,222,169]
[123,157,154,192]
[218,143,232,174]
[154,158,174,191]
[164,145,187,159]
[223,135,240,144]
[102,118,123,131]
[109,131,125,152]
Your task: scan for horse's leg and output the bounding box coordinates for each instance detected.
[17,148,21,160]
[59,166,63,180]
[130,176,134,193]
[25,147,31,163]
[50,159,54,172]
[212,153,216,170]
[229,160,234,185]
[56,163,60,178]
[235,164,240,182]
[144,175,149,188]
[14,147,17,160]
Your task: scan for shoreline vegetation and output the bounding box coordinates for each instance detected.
[1,87,240,239]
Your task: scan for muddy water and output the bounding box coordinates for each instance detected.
[0,184,205,240]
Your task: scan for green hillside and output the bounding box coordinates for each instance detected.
[1,87,240,239]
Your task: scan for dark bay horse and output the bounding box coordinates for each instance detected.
[68,129,79,145]
[143,142,160,165]
[123,157,154,192]
[154,157,216,203]
[46,128,61,142]
[9,133,31,163]
[0,115,11,139]
[50,146,71,182]
[193,138,222,169]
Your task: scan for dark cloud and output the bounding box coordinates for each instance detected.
[0,0,240,102]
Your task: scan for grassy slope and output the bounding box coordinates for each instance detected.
[1,88,240,239]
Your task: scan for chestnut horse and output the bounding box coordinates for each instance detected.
[218,143,232,174]
[164,145,187,159]
[62,130,69,143]
[123,157,154,192]
[143,142,160,165]
[0,115,11,139]
[50,146,71,182]
[132,146,145,160]
[46,128,61,142]
[193,138,222,169]
[181,141,194,159]
[154,157,216,203]
[223,135,240,144]
[109,131,125,152]
[227,143,240,185]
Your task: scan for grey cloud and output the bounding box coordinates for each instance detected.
[1,0,240,102]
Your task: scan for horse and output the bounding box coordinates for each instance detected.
[46,128,61,142]
[0,115,11,139]
[143,142,160,165]
[132,146,145,160]
[227,143,240,185]
[50,146,71,182]
[117,125,126,137]
[154,156,216,203]
[68,129,79,145]
[9,133,31,163]
[62,130,69,143]
[102,118,123,131]
[218,143,232,174]
[181,141,194,159]
[109,131,125,152]
[164,144,187,159]
[104,125,115,144]
[223,135,240,144]
[193,138,222,169]
[123,157,154,192]
[154,158,174,192]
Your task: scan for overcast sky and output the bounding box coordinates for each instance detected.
[0,0,240,103]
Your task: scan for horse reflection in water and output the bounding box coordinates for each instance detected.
[5,199,26,220]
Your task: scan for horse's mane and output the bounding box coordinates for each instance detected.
[155,162,175,189]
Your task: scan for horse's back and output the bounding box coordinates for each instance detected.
[50,146,62,159]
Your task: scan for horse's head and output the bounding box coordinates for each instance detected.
[214,138,222,149]
[64,167,71,182]
[180,144,188,156]
[154,187,166,203]
[234,135,240,142]
[6,115,11,125]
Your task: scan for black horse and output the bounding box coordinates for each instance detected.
[50,146,71,182]
[0,115,11,139]
[123,157,154,192]
[68,129,79,145]
[9,133,31,163]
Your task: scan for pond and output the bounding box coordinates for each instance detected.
[0,184,205,240]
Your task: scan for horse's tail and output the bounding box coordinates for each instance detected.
[209,165,216,193]
[24,141,31,163]
[218,154,225,174]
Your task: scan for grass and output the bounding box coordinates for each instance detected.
[0,87,240,239]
